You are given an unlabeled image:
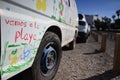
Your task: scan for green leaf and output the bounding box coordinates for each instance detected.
[11,49,18,55]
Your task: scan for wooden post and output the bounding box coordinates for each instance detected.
[92,31,98,42]
[113,33,120,71]
[100,33,107,52]
[95,34,98,42]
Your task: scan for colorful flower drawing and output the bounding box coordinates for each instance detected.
[59,0,64,16]
[21,46,33,61]
[1,42,9,66]
[36,0,47,11]
[51,0,57,19]
[8,49,20,66]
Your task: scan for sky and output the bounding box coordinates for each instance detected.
[75,0,120,19]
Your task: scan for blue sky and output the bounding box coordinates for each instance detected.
[75,0,120,19]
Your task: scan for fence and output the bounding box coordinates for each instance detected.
[92,30,120,72]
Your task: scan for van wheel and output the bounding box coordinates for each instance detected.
[69,35,76,50]
[81,37,87,43]
[32,32,62,80]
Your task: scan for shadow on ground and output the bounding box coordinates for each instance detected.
[82,70,120,80]
[76,37,85,43]
[83,49,103,55]
[62,45,72,51]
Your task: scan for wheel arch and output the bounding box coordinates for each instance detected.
[75,30,78,37]
[45,26,62,43]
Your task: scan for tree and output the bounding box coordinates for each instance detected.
[94,18,101,31]
[112,15,116,21]
[116,9,120,19]
[101,16,111,30]
[102,16,111,23]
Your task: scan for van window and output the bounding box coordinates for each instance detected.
[78,14,83,20]
[68,0,70,7]
[79,21,86,26]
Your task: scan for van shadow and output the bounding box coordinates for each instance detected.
[76,37,84,43]
[83,49,103,55]
[62,45,72,51]
[82,70,120,80]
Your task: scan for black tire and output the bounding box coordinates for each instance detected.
[32,32,62,80]
[81,34,88,43]
[82,37,87,43]
[69,35,76,50]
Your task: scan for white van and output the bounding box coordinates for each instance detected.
[0,0,78,80]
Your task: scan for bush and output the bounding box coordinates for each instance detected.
[114,19,120,29]
[110,23,115,29]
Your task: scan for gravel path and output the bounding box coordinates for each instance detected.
[54,35,120,80]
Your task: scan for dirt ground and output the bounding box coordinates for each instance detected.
[53,35,120,80]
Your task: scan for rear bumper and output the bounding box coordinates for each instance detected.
[77,32,86,38]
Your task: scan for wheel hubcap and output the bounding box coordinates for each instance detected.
[41,43,57,74]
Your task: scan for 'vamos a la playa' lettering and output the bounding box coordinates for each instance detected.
[15,28,37,44]
[5,19,40,44]
[5,19,27,27]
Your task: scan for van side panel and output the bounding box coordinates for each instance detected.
[0,9,47,80]
[5,0,78,27]
[0,0,78,80]
[0,12,1,80]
